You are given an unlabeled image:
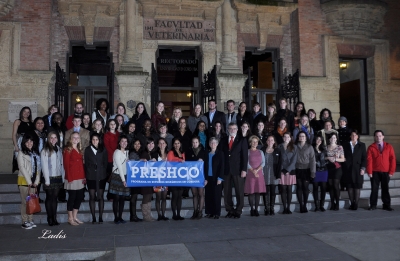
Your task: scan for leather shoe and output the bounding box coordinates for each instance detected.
[213,215,220,219]
[234,213,241,219]
[368,206,377,211]
[225,212,233,218]
[383,205,394,211]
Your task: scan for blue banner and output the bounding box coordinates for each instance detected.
[126,161,205,188]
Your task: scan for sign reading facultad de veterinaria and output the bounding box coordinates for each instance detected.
[126,161,205,188]
[143,19,215,42]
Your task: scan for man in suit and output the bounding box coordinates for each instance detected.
[205,99,226,132]
[366,130,396,211]
[65,102,84,130]
[65,115,90,151]
[225,100,237,133]
[221,122,249,218]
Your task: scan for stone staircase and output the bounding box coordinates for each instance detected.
[0,172,399,225]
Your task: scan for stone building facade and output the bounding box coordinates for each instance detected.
[0,0,399,173]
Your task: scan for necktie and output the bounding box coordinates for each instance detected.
[229,136,234,150]
[228,113,232,124]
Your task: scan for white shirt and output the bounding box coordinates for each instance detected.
[228,134,237,144]
[350,141,358,153]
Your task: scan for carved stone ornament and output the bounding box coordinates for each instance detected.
[58,0,121,45]
[321,0,388,38]
[0,0,14,18]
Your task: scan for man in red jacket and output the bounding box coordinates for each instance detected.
[65,102,84,130]
[366,130,396,211]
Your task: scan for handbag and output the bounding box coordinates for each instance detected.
[26,187,41,215]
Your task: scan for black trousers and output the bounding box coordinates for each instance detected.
[205,176,223,216]
[67,188,85,211]
[370,171,391,206]
[223,174,245,214]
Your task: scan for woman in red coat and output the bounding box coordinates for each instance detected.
[63,132,86,226]
[104,119,120,200]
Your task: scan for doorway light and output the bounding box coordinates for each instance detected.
[339,62,348,69]
[76,95,82,102]
[187,91,192,97]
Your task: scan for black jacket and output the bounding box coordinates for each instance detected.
[204,150,225,181]
[221,135,249,176]
[314,147,327,172]
[262,147,282,179]
[275,109,295,133]
[205,110,226,132]
[84,146,108,181]
[186,147,207,178]
[343,141,366,185]
[236,111,253,130]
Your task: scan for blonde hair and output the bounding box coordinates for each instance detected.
[64,132,83,154]
[248,135,260,145]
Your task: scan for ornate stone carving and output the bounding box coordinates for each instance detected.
[58,0,121,44]
[0,0,14,18]
[321,0,388,38]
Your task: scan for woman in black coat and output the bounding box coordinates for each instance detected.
[342,130,366,210]
[186,136,207,219]
[84,132,108,224]
[236,102,253,130]
[204,137,225,219]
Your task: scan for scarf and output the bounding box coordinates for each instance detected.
[199,131,206,148]
[277,127,287,137]
[193,146,201,157]
[30,151,41,180]
[301,125,310,138]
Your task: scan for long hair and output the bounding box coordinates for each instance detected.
[265,135,277,149]
[155,101,166,117]
[133,102,150,118]
[157,137,169,156]
[91,119,104,134]
[191,103,204,117]
[64,131,83,154]
[116,134,128,150]
[90,132,104,152]
[171,137,184,157]
[295,101,306,116]
[129,139,142,154]
[267,103,277,119]
[283,132,295,152]
[81,113,92,129]
[43,131,59,156]
[319,108,332,120]
[313,134,326,152]
[19,106,32,122]
[210,120,226,136]
[21,134,37,155]
[298,115,312,133]
[192,120,208,137]
[115,102,126,115]
[241,121,253,137]
[106,118,119,132]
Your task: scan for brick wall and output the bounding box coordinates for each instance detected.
[0,0,51,71]
[298,0,332,77]
[380,0,400,80]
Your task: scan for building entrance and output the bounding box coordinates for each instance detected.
[242,49,280,114]
[155,47,201,118]
[67,45,114,116]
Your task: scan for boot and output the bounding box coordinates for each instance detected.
[270,195,276,216]
[264,193,270,216]
[196,210,203,220]
[314,200,320,212]
[320,200,326,212]
[47,215,54,226]
[53,215,60,226]
[141,203,155,222]
[190,210,198,220]
[130,201,142,222]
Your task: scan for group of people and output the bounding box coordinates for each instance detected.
[12,97,397,229]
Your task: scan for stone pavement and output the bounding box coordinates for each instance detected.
[0,205,399,261]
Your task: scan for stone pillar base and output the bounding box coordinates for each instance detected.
[116,71,150,114]
[119,62,144,73]
[217,73,247,111]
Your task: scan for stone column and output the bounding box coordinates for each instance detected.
[120,0,142,71]
[219,0,241,74]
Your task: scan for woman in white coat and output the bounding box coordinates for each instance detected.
[41,131,65,226]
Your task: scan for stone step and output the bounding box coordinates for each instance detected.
[0,200,347,225]
[363,172,400,180]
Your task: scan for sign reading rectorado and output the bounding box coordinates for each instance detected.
[143,19,215,42]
